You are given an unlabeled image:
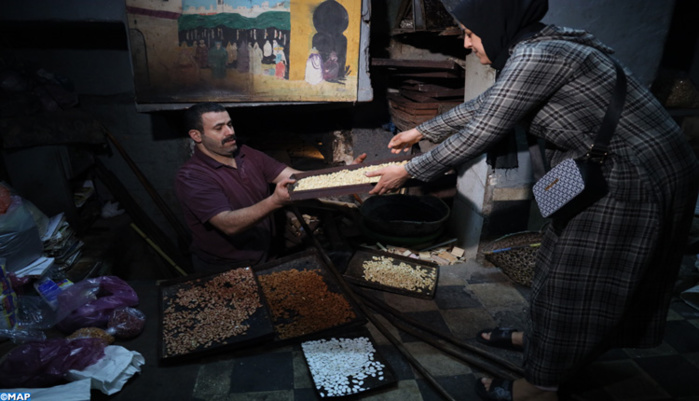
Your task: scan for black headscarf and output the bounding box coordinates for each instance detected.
[440,0,548,71]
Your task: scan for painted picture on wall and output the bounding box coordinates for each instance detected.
[125,0,362,104]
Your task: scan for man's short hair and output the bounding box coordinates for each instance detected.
[184,102,227,133]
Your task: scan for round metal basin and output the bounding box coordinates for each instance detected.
[359,194,450,239]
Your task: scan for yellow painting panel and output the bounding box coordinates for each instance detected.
[124,0,362,104]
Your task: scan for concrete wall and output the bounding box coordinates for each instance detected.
[2,2,187,250]
[545,0,675,88]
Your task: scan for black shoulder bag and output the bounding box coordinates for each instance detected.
[532,58,627,224]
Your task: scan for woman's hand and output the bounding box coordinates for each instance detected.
[366,164,410,195]
[388,128,423,154]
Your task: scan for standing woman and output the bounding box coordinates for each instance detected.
[367,0,699,400]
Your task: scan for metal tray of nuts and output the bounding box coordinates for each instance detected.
[301,326,397,399]
[158,267,275,363]
[253,249,366,344]
[344,249,439,299]
[288,154,416,200]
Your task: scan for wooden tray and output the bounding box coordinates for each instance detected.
[301,326,397,399]
[344,249,439,299]
[253,249,366,344]
[288,155,416,200]
[158,267,275,363]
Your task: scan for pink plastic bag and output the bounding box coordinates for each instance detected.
[0,338,106,388]
[56,276,139,333]
[107,307,146,339]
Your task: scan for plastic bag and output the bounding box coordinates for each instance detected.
[0,337,106,388]
[56,276,139,333]
[15,295,59,330]
[0,194,43,272]
[106,307,146,339]
[0,259,48,342]
[0,257,18,330]
[0,327,46,343]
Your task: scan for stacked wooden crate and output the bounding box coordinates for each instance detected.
[373,59,464,132]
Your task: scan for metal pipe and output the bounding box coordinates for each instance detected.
[290,206,457,401]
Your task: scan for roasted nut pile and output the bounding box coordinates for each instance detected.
[161,267,263,357]
[258,268,356,339]
[302,336,387,397]
[67,327,115,345]
[362,256,437,292]
[292,161,408,191]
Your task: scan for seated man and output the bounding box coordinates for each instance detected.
[175,102,364,272]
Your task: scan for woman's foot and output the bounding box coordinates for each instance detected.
[478,377,558,401]
[477,327,524,351]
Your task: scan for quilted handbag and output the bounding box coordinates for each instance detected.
[533,58,627,222]
[532,157,607,221]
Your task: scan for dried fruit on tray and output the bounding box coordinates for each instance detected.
[362,255,437,292]
[301,333,396,398]
[159,267,273,360]
[344,249,439,299]
[257,268,357,340]
[287,155,415,200]
[292,160,408,191]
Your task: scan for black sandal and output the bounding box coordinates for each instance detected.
[475,377,513,401]
[476,327,523,351]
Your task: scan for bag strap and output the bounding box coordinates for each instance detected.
[586,58,627,162]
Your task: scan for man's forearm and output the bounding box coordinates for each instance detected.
[209,196,282,236]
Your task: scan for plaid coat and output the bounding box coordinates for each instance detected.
[409,25,699,386]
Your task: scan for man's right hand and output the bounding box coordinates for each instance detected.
[271,178,295,206]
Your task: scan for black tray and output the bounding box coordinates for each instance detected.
[158,267,275,363]
[344,249,439,299]
[253,249,366,344]
[301,326,397,399]
[288,155,416,200]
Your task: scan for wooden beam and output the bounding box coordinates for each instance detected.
[371,58,461,70]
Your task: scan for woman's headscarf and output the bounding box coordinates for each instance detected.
[440,0,549,70]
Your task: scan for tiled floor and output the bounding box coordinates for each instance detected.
[99,250,699,401]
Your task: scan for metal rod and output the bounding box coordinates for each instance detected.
[130,223,188,277]
[290,206,457,401]
[356,288,524,378]
[419,237,458,252]
[103,127,191,249]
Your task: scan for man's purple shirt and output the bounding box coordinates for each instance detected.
[175,145,286,266]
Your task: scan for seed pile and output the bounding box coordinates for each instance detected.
[258,268,356,339]
[293,161,408,191]
[162,267,263,357]
[362,256,437,292]
[302,336,386,398]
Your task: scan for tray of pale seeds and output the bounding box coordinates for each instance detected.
[288,155,415,200]
[158,266,275,362]
[301,326,397,398]
[344,249,439,299]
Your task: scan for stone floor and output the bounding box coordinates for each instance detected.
[95,248,699,401]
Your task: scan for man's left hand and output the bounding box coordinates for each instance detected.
[350,153,367,165]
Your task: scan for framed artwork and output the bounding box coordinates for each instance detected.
[124,0,368,109]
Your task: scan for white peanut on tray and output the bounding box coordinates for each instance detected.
[293,161,408,191]
[361,256,436,292]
